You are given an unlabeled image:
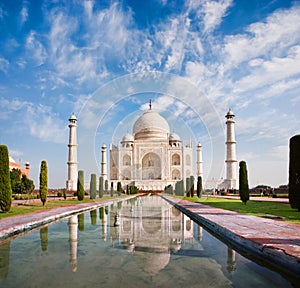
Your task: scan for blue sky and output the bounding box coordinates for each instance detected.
[1,0,299,188]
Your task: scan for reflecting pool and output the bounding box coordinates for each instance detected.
[0,196,293,287]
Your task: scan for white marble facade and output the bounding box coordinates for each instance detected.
[109,103,193,191]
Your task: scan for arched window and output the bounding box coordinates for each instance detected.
[186,154,191,166]
[123,154,131,166]
[172,154,180,165]
[172,169,180,180]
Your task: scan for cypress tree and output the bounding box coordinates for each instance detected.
[239,161,249,205]
[99,176,104,198]
[117,181,122,195]
[197,176,203,198]
[110,182,114,197]
[190,176,195,197]
[289,135,300,211]
[90,174,97,199]
[186,177,191,197]
[77,170,84,201]
[0,145,12,212]
[105,179,108,194]
[39,160,48,206]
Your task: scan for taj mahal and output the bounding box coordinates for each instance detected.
[66,100,237,192]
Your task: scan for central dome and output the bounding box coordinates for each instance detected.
[133,110,170,140]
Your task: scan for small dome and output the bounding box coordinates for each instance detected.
[225,110,234,118]
[9,156,16,163]
[102,144,107,148]
[197,143,202,147]
[133,110,170,140]
[69,113,77,121]
[122,133,134,142]
[169,133,181,141]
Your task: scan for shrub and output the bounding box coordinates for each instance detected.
[0,145,12,212]
[39,160,48,206]
[239,161,249,205]
[289,135,300,211]
[90,174,97,199]
[77,170,84,201]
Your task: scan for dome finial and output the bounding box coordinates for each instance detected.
[149,99,152,110]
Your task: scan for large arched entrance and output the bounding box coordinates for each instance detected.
[142,152,161,180]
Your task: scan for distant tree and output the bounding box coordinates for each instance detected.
[0,145,12,212]
[239,161,249,205]
[117,181,123,196]
[197,176,203,198]
[39,160,48,206]
[99,176,104,198]
[77,170,85,201]
[289,135,300,211]
[110,182,114,197]
[90,174,97,199]
[104,179,108,194]
[21,174,35,193]
[10,168,23,194]
[190,176,195,197]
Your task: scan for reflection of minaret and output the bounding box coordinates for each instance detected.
[227,248,236,274]
[225,110,237,189]
[196,143,203,178]
[69,215,78,272]
[40,227,48,252]
[197,225,203,241]
[101,144,108,181]
[100,207,108,241]
[66,114,78,191]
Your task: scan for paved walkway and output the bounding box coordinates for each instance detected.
[211,195,289,203]
[0,197,132,242]
[162,195,300,283]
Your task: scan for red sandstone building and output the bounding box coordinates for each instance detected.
[9,156,30,178]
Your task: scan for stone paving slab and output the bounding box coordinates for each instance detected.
[0,197,133,242]
[161,195,300,282]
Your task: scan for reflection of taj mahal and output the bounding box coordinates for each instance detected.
[109,101,195,191]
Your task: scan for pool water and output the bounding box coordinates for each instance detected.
[0,196,293,287]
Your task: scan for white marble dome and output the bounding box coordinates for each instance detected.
[122,133,134,142]
[169,132,181,141]
[133,110,170,140]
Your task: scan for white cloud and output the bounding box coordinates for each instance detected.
[202,0,233,33]
[222,5,300,68]
[0,57,9,73]
[20,6,28,25]
[25,31,47,66]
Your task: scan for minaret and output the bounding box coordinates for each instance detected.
[66,113,78,191]
[101,144,108,181]
[225,110,237,189]
[196,143,203,178]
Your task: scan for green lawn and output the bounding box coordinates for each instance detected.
[0,195,127,219]
[177,195,300,224]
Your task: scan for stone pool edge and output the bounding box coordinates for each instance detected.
[161,195,300,282]
[0,196,136,242]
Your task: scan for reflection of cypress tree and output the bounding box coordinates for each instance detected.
[78,213,85,231]
[99,207,104,220]
[0,241,10,280]
[40,227,48,252]
[117,201,122,210]
[105,206,108,215]
[90,210,97,225]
